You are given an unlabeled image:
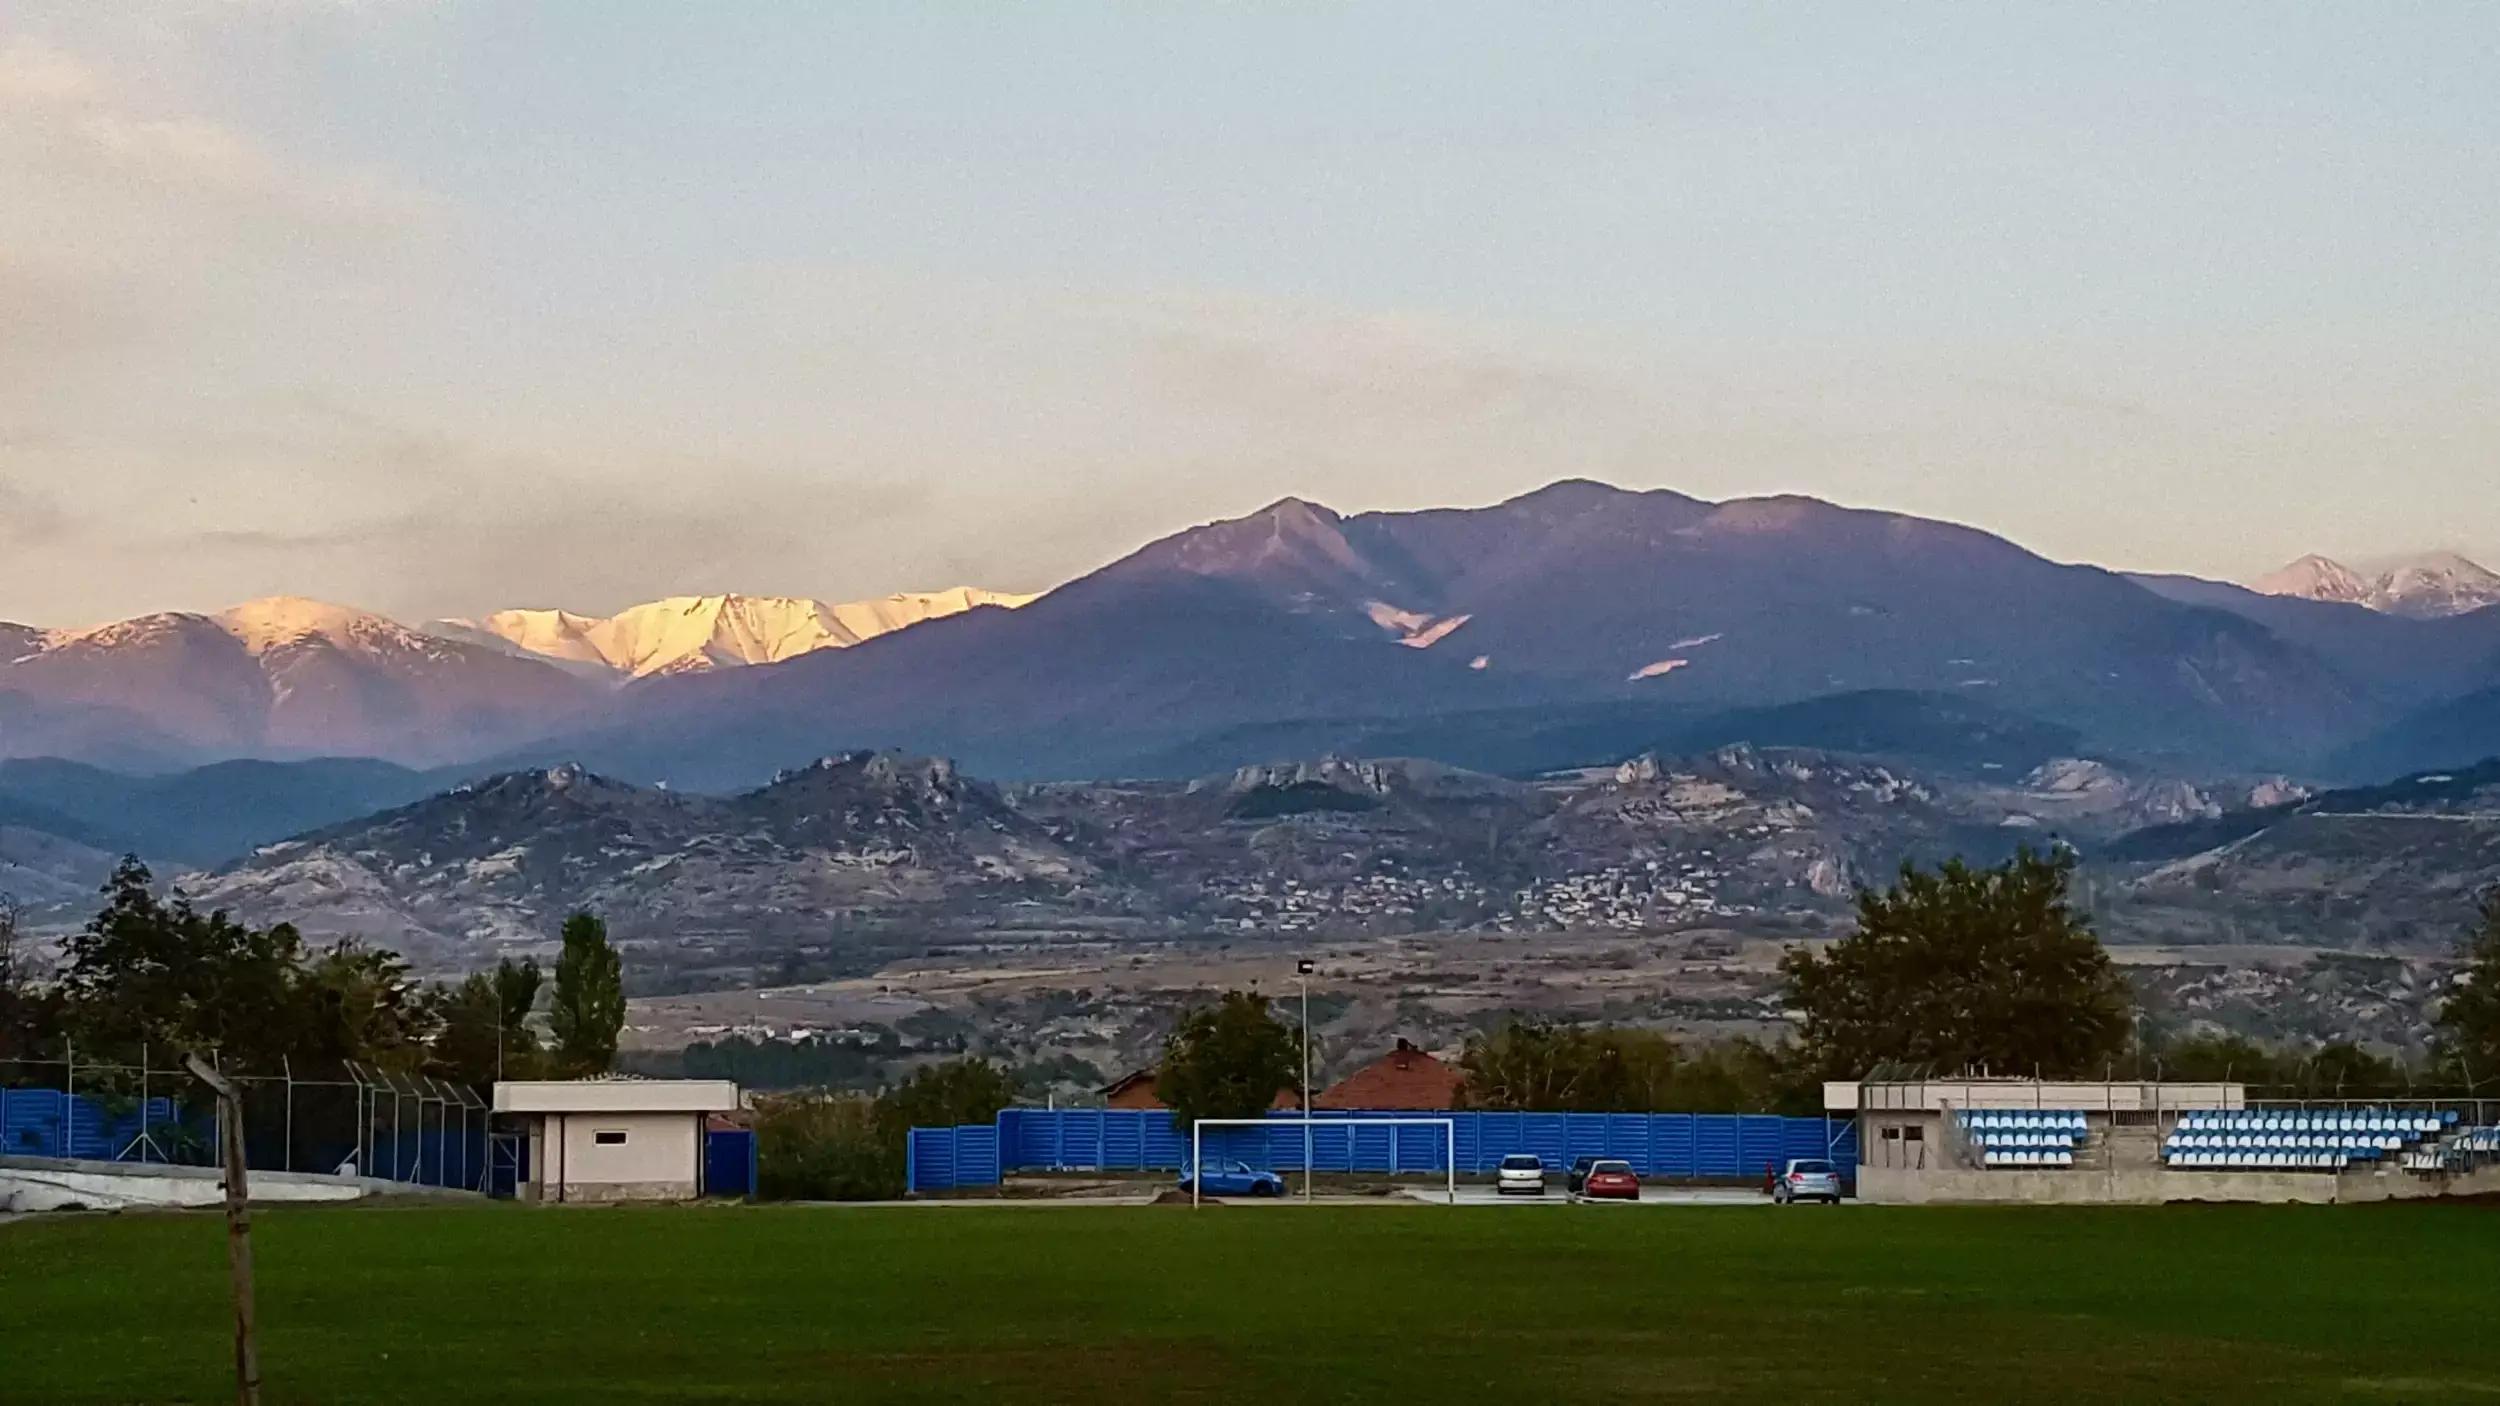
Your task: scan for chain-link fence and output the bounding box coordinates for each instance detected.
[1,1048,490,1192]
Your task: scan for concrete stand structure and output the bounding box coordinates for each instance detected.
[1836,1078,2500,1205]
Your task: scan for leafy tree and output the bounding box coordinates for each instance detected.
[1461,1021,1669,1111]
[1154,991,1297,1131]
[1461,1022,1806,1113]
[1781,847,2133,1081]
[294,940,435,1071]
[873,1057,1017,1144]
[2295,1040,2408,1098]
[2436,889,2500,1092]
[428,958,545,1086]
[752,1091,904,1201]
[2146,1031,2285,1085]
[0,892,61,1060]
[1659,1037,1816,1116]
[548,911,624,1076]
[55,858,309,1070]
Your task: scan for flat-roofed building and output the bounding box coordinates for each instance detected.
[492,1079,743,1204]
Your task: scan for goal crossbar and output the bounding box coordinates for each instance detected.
[1189,1118,1457,1206]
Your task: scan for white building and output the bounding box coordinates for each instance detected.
[491,1079,742,1204]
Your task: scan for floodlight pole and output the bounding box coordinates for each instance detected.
[1297,958,1314,1202]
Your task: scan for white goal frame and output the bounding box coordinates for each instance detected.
[1189,1118,1457,1206]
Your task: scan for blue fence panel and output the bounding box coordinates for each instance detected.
[1739,1115,1788,1181]
[1521,1114,1571,1171]
[1392,1122,1448,1173]
[955,1127,1001,1187]
[1103,1112,1145,1170]
[1563,1116,1609,1167]
[2,1088,198,1163]
[1694,1115,1739,1176]
[3,1088,66,1157]
[1604,1114,1652,1171]
[1654,1114,1696,1178]
[909,1128,955,1191]
[1470,1111,1518,1170]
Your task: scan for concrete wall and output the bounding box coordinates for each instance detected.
[524,1111,704,1204]
[1858,1159,2500,1205]
[1832,1079,2243,1114]
[0,1156,470,1213]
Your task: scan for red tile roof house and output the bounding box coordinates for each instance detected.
[1315,1039,1465,1111]
[1098,1071,1302,1112]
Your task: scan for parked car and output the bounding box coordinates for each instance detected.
[1178,1159,1286,1198]
[1495,1153,1547,1196]
[1773,1158,1844,1204]
[1578,1159,1641,1201]
[1566,1155,1600,1195]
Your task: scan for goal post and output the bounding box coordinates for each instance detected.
[1189,1118,1457,1206]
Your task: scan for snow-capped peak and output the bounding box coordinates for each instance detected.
[2250,551,2500,618]
[436,587,1037,679]
[2367,552,2500,619]
[213,596,410,655]
[2250,555,2372,607]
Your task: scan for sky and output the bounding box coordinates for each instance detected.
[1,3,2494,626]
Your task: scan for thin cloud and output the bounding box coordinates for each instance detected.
[0,35,436,237]
[0,477,74,545]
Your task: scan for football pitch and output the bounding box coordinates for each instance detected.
[6,1201,2497,1404]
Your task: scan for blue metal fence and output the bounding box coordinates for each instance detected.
[1,1087,202,1162]
[909,1108,1856,1193]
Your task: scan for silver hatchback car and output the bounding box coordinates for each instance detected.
[1495,1153,1547,1196]
[1774,1158,1844,1204]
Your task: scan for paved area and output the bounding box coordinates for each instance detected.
[1407,1185,1786,1207]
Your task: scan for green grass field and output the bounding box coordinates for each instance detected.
[6,1201,2499,1404]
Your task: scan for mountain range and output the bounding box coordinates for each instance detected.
[6,482,2500,784]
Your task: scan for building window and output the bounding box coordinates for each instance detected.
[593,1130,629,1147]
[1903,1126,1924,1143]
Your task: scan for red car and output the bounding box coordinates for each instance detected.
[1578,1159,1641,1201]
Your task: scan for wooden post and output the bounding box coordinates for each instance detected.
[184,1054,261,1406]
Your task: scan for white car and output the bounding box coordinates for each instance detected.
[1495,1153,1547,1196]
[1773,1158,1844,1204]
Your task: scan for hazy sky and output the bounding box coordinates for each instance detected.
[2,3,2494,626]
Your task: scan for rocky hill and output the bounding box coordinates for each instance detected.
[2102,759,2500,952]
[183,754,1107,965]
[168,743,2379,974]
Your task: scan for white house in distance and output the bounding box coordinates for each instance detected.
[492,1078,743,1204]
